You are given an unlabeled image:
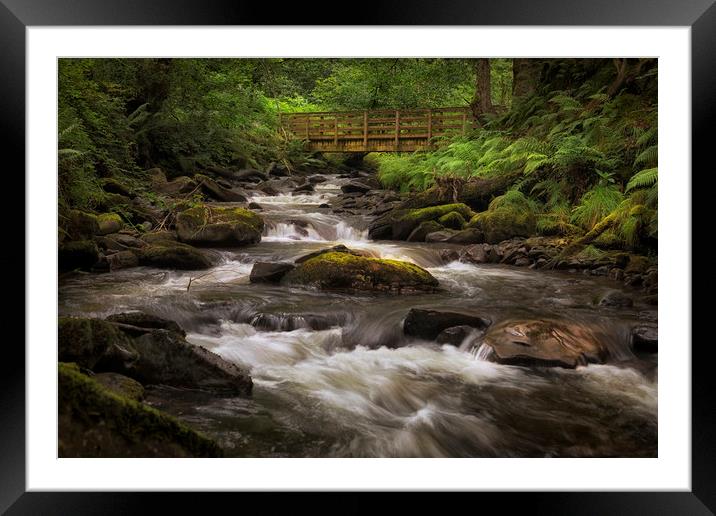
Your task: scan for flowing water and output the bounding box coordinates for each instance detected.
[58,175,658,457]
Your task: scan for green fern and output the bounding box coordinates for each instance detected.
[626,167,658,192]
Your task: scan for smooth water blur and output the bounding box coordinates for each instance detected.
[58,175,657,457]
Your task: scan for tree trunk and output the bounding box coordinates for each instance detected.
[512,58,540,101]
[469,58,493,119]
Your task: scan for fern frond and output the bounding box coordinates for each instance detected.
[625,167,658,192]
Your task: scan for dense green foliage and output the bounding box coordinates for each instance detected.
[372,59,658,251]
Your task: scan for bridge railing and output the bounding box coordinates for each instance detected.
[279,107,476,152]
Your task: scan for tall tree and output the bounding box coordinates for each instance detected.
[470,58,493,119]
[511,58,540,101]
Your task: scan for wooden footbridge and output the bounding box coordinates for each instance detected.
[279,107,476,153]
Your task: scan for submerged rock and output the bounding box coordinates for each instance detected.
[58,363,222,457]
[481,319,609,368]
[284,251,439,294]
[403,309,490,341]
[176,204,263,247]
[249,262,296,283]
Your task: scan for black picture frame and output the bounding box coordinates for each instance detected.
[2,0,710,513]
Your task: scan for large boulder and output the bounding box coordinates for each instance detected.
[249,262,296,283]
[59,240,100,271]
[130,329,253,395]
[139,241,213,270]
[480,319,609,368]
[283,251,439,294]
[58,363,222,457]
[403,309,490,341]
[58,317,139,372]
[369,203,474,241]
[466,191,536,244]
[176,205,263,247]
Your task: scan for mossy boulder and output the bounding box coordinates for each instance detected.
[61,209,99,240]
[283,251,439,294]
[58,240,100,271]
[466,191,536,244]
[369,203,474,241]
[58,363,222,457]
[139,241,213,270]
[58,317,139,372]
[176,204,263,247]
[96,213,124,235]
[437,211,467,230]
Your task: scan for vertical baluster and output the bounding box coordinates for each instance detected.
[394,109,400,150]
[427,109,432,142]
[334,115,338,148]
[363,111,368,150]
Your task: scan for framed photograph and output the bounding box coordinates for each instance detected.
[4,0,710,512]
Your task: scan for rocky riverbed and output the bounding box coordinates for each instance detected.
[58,161,657,457]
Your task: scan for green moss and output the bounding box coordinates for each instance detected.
[58,362,222,457]
[96,212,124,235]
[576,245,606,261]
[437,211,467,230]
[402,203,474,223]
[536,215,584,237]
[284,252,439,293]
[178,205,263,231]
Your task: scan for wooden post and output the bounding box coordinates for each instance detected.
[363,111,368,149]
[394,110,400,150]
[427,109,432,141]
[305,115,309,141]
[462,110,467,135]
[333,115,338,148]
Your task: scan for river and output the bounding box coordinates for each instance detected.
[58,175,657,457]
